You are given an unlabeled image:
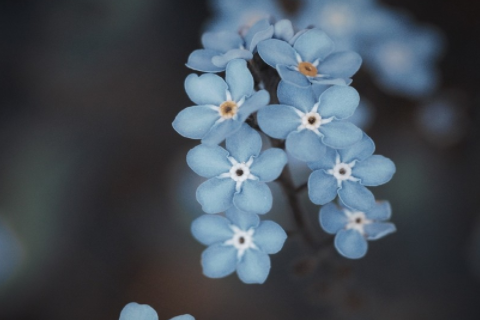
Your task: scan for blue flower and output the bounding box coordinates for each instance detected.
[173,59,269,145]
[307,133,395,212]
[257,81,363,162]
[119,302,194,320]
[191,207,287,284]
[257,28,362,87]
[320,201,396,259]
[187,124,287,214]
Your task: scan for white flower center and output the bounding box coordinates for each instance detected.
[210,90,246,122]
[327,154,359,187]
[218,156,258,192]
[224,225,257,259]
[344,210,372,235]
[295,102,333,135]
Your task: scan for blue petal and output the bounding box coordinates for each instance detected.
[236,249,271,284]
[226,59,254,102]
[319,202,348,234]
[310,77,350,86]
[308,170,338,205]
[277,65,310,87]
[257,104,300,139]
[317,86,360,120]
[201,119,243,146]
[364,222,396,240]
[353,155,396,186]
[274,19,295,42]
[211,49,253,68]
[187,145,231,178]
[253,221,287,254]
[191,215,233,246]
[311,84,329,100]
[318,51,362,79]
[185,73,227,105]
[257,39,298,67]
[237,90,270,122]
[338,133,375,163]
[307,147,337,171]
[226,124,262,162]
[225,207,260,230]
[186,49,224,73]
[334,229,368,259]
[319,121,363,149]
[365,201,392,221]
[245,19,274,51]
[250,148,287,182]
[277,80,316,113]
[120,303,158,320]
[201,31,243,52]
[233,180,272,214]
[170,315,195,320]
[338,181,375,212]
[196,178,236,214]
[201,244,237,278]
[294,29,334,62]
[286,130,327,162]
[172,106,220,139]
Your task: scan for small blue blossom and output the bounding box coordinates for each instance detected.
[187,124,287,214]
[258,81,363,162]
[320,201,396,259]
[308,133,396,212]
[191,207,287,284]
[257,28,362,87]
[120,302,194,320]
[173,59,269,145]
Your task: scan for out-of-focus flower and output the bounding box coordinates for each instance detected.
[349,99,375,131]
[192,208,287,284]
[0,218,22,286]
[119,302,194,320]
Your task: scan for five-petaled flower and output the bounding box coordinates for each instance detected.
[119,302,194,320]
[192,207,287,284]
[187,124,287,214]
[319,200,396,259]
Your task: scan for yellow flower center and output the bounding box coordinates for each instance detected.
[298,62,318,77]
[219,101,238,119]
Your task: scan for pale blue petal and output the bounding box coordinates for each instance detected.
[277,65,310,87]
[226,207,260,230]
[187,145,230,178]
[201,244,237,278]
[274,19,295,42]
[257,104,300,139]
[233,180,272,214]
[245,19,274,51]
[338,181,375,212]
[226,124,262,162]
[364,222,396,240]
[170,315,195,320]
[191,215,233,246]
[236,249,271,284]
[307,147,337,171]
[353,155,396,186]
[254,221,287,254]
[319,121,363,149]
[310,77,350,86]
[286,130,327,162]
[249,26,275,52]
[237,90,270,122]
[201,31,243,52]
[196,178,236,214]
[277,80,316,112]
[318,51,362,79]
[226,59,254,102]
[317,86,360,119]
[334,229,368,259]
[311,84,329,100]
[294,29,334,62]
[308,170,338,205]
[319,202,348,234]
[212,49,253,68]
[365,201,392,221]
[186,49,224,73]
[257,39,298,67]
[338,133,375,163]
[201,119,243,146]
[185,73,227,105]
[250,148,287,182]
[172,106,220,139]
[120,303,158,320]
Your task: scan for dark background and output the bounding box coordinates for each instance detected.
[0,0,479,319]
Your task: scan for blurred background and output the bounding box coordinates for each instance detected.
[0,0,479,319]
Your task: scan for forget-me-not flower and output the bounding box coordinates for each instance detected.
[120,302,194,320]
[173,59,269,146]
[258,81,363,162]
[320,200,396,259]
[192,207,287,284]
[257,28,362,87]
[308,133,395,212]
[187,124,287,214]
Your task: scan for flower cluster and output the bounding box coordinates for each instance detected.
[173,16,397,284]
